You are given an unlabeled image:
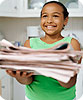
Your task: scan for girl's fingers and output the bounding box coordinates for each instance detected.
[6,70,34,78]
[16,70,21,77]
[22,72,34,77]
[22,72,27,77]
[26,72,34,77]
[6,70,15,77]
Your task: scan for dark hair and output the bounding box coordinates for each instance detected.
[41,1,69,19]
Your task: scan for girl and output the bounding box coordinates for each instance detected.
[6,1,81,100]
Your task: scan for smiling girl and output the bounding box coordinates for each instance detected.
[6,1,81,100]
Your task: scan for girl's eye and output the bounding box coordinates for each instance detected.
[53,15,59,17]
[42,15,47,18]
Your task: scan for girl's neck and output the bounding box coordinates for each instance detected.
[41,34,64,44]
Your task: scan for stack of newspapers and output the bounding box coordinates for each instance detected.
[0,39,83,83]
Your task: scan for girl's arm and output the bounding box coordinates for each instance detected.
[58,38,82,88]
[6,40,33,85]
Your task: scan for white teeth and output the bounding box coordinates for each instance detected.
[47,26,53,28]
[46,26,55,29]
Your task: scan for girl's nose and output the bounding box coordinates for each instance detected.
[47,17,53,23]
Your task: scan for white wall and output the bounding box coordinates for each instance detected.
[13,78,25,100]
[61,17,83,47]
[0,17,83,46]
[0,17,40,45]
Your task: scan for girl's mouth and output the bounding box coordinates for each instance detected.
[45,25,57,29]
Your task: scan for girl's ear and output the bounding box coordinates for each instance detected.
[64,17,69,26]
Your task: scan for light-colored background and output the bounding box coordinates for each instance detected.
[0,17,83,47]
[0,0,83,100]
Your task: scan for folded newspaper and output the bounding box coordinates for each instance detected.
[0,39,83,83]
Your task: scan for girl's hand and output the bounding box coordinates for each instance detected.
[6,70,34,85]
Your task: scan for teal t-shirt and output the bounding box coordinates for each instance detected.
[25,37,76,100]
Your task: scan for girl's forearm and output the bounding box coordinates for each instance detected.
[58,74,77,88]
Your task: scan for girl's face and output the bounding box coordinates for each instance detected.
[40,3,68,36]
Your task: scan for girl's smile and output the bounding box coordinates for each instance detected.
[45,25,57,30]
